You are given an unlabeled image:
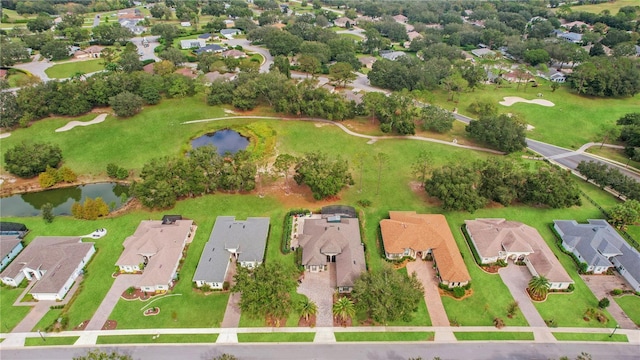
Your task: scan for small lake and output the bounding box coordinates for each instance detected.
[191,129,250,155]
[0,182,129,217]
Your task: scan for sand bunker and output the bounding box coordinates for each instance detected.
[0,133,11,139]
[55,113,107,132]
[499,96,555,107]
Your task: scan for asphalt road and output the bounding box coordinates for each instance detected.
[226,39,273,73]
[2,342,639,360]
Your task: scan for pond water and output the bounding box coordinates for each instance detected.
[0,182,129,217]
[191,129,250,155]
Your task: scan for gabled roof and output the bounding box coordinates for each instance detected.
[195,44,224,55]
[380,51,406,61]
[381,212,470,284]
[299,217,365,288]
[0,235,22,262]
[1,237,94,294]
[193,217,269,284]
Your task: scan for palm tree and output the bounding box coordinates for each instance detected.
[298,297,317,322]
[333,297,356,325]
[528,275,550,300]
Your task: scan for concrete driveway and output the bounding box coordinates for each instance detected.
[498,264,546,327]
[406,260,450,327]
[84,274,139,331]
[297,264,335,327]
[582,274,638,329]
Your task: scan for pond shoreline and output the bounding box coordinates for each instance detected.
[0,175,130,198]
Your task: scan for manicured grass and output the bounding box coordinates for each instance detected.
[423,86,640,149]
[237,332,314,342]
[96,334,217,344]
[6,69,31,87]
[44,59,105,79]
[0,286,31,332]
[552,332,628,342]
[338,33,363,41]
[614,295,640,327]
[24,336,79,346]
[454,332,534,341]
[334,332,434,342]
[569,0,638,14]
[586,147,640,172]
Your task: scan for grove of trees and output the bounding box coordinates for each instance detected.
[4,141,63,178]
[294,152,354,200]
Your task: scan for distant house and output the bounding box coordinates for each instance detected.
[554,220,640,291]
[193,216,269,290]
[118,17,145,35]
[0,222,28,238]
[142,62,155,74]
[557,32,583,44]
[341,90,363,104]
[297,206,365,293]
[0,237,95,301]
[180,39,206,50]
[381,212,471,288]
[203,71,237,83]
[334,17,355,28]
[75,45,104,59]
[407,31,422,41]
[174,67,198,79]
[549,71,566,83]
[198,33,213,41]
[393,14,408,23]
[68,45,81,56]
[195,44,225,55]
[471,48,496,58]
[116,217,195,293]
[380,50,406,61]
[223,19,235,28]
[221,49,246,59]
[180,21,192,27]
[221,29,241,39]
[465,219,573,290]
[0,235,23,271]
[358,56,376,69]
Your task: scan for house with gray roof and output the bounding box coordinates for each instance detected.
[380,50,407,61]
[554,219,640,291]
[180,39,206,50]
[221,29,241,39]
[195,44,225,55]
[471,48,496,58]
[193,216,270,290]
[0,235,23,271]
[557,32,583,44]
[297,207,365,293]
[0,237,95,301]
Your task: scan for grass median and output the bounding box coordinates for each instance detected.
[25,336,79,346]
[96,334,217,344]
[237,333,314,342]
[335,332,434,342]
[454,332,534,341]
[552,332,628,342]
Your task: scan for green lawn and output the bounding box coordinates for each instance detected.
[44,59,105,79]
[96,334,217,344]
[335,332,434,342]
[338,33,363,41]
[586,147,640,172]
[552,332,628,342]
[0,286,31,332]
[6,69,31,87]
[614,295,640,327]
[454,332,534,341]
[24,336,79,346]
[237,332,314,342]
[423,86,640,149]
[569,0,639,14]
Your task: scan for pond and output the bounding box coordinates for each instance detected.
[0,182,129,217]
[191,129,250,155]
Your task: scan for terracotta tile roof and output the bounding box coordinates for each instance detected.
[380,212,470,284]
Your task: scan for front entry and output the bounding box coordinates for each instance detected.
[326,255,336,263]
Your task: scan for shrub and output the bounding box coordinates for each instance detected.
[106,163,129,180]
[222,281,230,291]
[611,288,623,296]
[452,286,465,298]
[356,199,372,208]
[567,283,575,292]
[496,259,507,267]
[38,167,59,188]
[71,197,110,220]
[598,297,610,309]
[41,203,54,223]
[126,286,135,295]
[493,317,505,328]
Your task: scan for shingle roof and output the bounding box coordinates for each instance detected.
[1,237,94,294]
[0,235,22,260]
[193,217,269,284]
[466,219,572,284]
[380,212,470,284]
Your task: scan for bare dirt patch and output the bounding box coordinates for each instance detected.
[74,320,90,331]
[298,314,316,327]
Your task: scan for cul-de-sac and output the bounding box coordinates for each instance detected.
[1,1,640,359]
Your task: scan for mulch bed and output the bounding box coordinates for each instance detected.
[526,288,547,302]
[102,320,117,330]
[438,288,474,301]
[265,315,288,327]
[297,315,316,327]
[74,320,90,331]
[481,265,501,274]
[333,317,352,327]
[121,288,152,301]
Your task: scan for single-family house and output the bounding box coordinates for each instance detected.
[221,49,246,59]
[380,212,471,288]
[393,14,408,24]
[465,219,573,290]
[334,17,355,28]
[193,216,269,290]
[180,39,206,50]
[558,32,583,44]
[554,219,640,291]
[0,222,28,238]
[549,70,566,83]
[341,90,363,105]
[68,45,81,56]
[221,29,241,39]
[75,45,104,59]
[0,235,23,271]
[223,19,235,28]
[380,51,406,61]
[116,216,195,293]
[195,44,225,55]
[471,48,496,58]
[407,31,422,41]
[174,67,198,79]
[203,71,237,83]
[181,21,192,27]
[358,56,376,69]
[0,236,95,300]
[297,206,365,293]
[198,33,213,41]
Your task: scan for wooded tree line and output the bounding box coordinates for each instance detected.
[615,113,640,161]
[576,160,640,201]
[1,68,197,128]
[425,159,582,212]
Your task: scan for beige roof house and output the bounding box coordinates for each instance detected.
[358,56,376,69]
[393,14,408,23]
[116,218,194,292]
[380,212,470,287]
[298,214,365,293]
[465,219,573,288]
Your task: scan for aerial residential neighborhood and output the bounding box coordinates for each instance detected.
[0,1,640,360]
